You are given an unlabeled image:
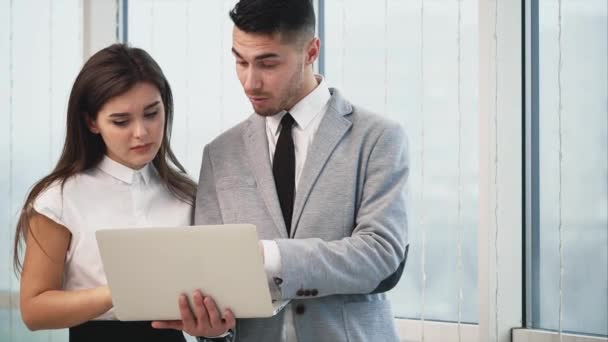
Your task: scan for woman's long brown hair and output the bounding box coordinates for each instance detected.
[13,44,197,274]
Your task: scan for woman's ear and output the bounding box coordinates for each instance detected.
[84,113,100,134]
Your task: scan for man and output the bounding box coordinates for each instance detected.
[153,1,409,341]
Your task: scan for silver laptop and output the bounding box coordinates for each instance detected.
[96,224,289,321]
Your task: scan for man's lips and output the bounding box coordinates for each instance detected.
[248,95,269,103]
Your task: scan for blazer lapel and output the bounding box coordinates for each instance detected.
[290,90,353,237]
[244,115,289,238]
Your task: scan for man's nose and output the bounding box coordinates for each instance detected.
[244,68,262,92]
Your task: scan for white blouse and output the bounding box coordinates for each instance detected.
[32,155,193,320]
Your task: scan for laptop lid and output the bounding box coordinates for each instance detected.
[96,224,280,321]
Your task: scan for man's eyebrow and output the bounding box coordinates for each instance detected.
[232,48,280,61]
[231,47,242,59]
[254,53,280,60]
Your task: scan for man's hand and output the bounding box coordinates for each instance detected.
[151,290,235,337]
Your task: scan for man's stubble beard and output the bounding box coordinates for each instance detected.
[254,62,305,117]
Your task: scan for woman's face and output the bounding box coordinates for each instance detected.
[87,82,166,170]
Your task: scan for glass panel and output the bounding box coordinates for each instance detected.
[323,0,479,323]
[533,0,608,336]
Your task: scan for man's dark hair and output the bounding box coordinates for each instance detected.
[229,0,315,43]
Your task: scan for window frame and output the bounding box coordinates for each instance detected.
[518,0,608,339]
[477,0,524,341]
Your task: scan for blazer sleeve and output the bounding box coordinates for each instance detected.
[195,144,224,226]
[275,122,410,299]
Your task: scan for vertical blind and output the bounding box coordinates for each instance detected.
[1,0,82,341]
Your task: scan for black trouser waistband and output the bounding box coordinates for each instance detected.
[69,320,186,342]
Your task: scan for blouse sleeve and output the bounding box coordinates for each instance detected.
[32,181,68,228]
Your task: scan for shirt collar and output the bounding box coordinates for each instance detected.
[97,155,152,185]
[267,75,331,136]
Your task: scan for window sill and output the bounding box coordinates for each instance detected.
[395,318,478,342]
[512,328,607,342]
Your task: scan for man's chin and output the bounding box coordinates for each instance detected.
[253,106,280,117]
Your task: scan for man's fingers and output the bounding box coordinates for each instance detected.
[222,309,236,329]
[178,294,196,331]
[152,293,234,337]
[203,296,222,328]
[151,320,183,330]
[193,291,210,327]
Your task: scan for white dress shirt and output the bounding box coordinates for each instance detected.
[261,76,331,342]
[33,155,193,320]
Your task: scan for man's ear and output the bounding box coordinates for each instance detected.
[304,37,320,66]
[84,114,100,134]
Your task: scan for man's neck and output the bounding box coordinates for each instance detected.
[287,71,320,110]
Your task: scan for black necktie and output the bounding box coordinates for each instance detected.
[273,113,296,235]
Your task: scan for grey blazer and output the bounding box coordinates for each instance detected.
[195,89,409,342]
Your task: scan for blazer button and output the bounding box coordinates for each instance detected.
[297,289,305,296]
[295,304,306,315]
[304,290,311,296]
[311,289,318,296]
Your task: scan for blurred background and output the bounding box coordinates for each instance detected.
[0,0,606,341]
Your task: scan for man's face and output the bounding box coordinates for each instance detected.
[232,27,309,117]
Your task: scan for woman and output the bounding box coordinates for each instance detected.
[13,43,195,342]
